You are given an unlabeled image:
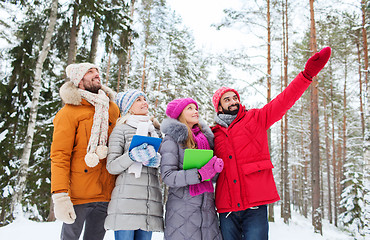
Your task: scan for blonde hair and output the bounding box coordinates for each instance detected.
[178,113,202,149]
[116,112,132,125]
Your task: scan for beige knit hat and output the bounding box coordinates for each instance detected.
[65,63,99,86]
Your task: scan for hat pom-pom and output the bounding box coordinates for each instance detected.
[96,145,108,159]
[85,152,100,168]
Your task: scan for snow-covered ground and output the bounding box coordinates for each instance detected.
[0,206,355,240]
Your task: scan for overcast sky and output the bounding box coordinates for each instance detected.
[166,0,251,54]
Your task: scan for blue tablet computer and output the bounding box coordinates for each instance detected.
[129,135,162,152]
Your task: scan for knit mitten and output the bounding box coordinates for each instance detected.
[142,153,161,168]
[52,193,76,224]
[198,156,224,181]
[302,47,331,80]
[189,181,214,196]
[129,143,156,162]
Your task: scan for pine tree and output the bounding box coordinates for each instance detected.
[0,0,47,223]
[11,0,58,220]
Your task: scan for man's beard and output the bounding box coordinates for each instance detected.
[83,79,101,94]
[85,85,101,94]
[220,103,240,115]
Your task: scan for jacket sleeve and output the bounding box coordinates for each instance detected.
[258,72,311,129]
[50,108,76,193]
[159,136,200,188]
[106,124,134,175]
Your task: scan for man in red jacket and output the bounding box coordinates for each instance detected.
[211,47,331,240]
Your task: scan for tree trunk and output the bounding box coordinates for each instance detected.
[342,63,348,191]
[282,0,290,223]
[141,52,147,92]
[67,0,80,66]
[331,78,338,226]
[320,156,324,219]
[361,0,368,91]
[154,76,162,108]
[292,165,297,207]
[337,134,343,215]
[364,59,370,238]
[11,0,58,219]
[356,38,365,138]
[283,80,290,224]
[47,197,56,222]
[0,199,7,226]
[309,0,322,234]
[361,2,370,215]
[140,0,153,93]
[323,83,332,224]
[123,0,136,90]
[105,44,113,85]
[89,20,100,63]
[280,76,284,219]
[299,104,305,216]
[303,147,309,218]
[284,7,292,224]
[266,0,275,222]
[280,0,285,219]
[116,61,122,92]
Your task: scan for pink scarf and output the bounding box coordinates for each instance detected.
[189,126,214,197]
[191,126,210,150]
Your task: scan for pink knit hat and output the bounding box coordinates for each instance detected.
[166,98,198,119]
[212,87,240,112]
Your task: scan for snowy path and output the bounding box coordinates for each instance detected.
[0,207,354,239]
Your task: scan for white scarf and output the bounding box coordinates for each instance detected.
[79,89,110,168]
[126,115,158,178]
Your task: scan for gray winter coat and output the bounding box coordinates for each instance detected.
[160,118,222,240]
[104,121,164,232]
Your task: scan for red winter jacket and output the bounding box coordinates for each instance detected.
[212,72,311,213]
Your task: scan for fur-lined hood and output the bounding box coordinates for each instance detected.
[161,118,214,149]
[59,81,116,105]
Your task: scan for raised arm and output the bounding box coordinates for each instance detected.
[258,47,331,129]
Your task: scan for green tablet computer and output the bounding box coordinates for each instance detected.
[183,149,213,170]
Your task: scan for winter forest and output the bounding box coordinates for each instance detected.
[0,0,369,239]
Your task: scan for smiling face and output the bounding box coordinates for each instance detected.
[218,91,240,115]
[179,103,199,128]
[78,68,101,93]
[129,95,149,115]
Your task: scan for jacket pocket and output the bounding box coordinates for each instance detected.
[241,160,278,204]
[70,159,104,199]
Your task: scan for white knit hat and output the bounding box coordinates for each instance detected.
[65,63,99,86]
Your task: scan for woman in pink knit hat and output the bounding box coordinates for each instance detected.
[159,98,223,240]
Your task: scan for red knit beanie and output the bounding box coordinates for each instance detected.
[166,98,198,119]
[212,87,240,113]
